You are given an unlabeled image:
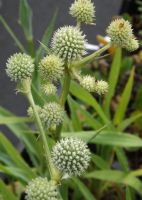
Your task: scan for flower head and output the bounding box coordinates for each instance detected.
[52,137,91,176]
[80,75,95,92]
[6,53,34,81]
[42,83,57,96]
[39,54,64,82]
[51,26,86,62]
[106,18,134,49]
[125,37,139,52]
[95,80,108,95]
[25,177,59,200]
[39,102,64,128]
[69,0,95,25]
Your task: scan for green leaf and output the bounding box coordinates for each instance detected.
[104,48,122,116]
[115,148,130,172]
[0,116,31,124]
[19,0,33,40]
[85,170,142,196]
[36,11,57,64]
[117,112,142,131]
[91,154,109,170]
[126,187,135,200]
[0,16,26,52]
[70,81,108,124]
[68,96,82,131]
[0,179,18,200]
[62,131,142,147]
[114,68,135,125]
[0,132,36,180]
[72,178,96,200]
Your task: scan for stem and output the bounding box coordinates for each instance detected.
[28,38,35,58]
[23,80,60,181]
[55,67,71,139]
[71,43,111,69]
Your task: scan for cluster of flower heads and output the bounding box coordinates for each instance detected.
[107,18,139,51]
[25,177,59,200]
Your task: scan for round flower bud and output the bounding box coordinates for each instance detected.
[42,83,57,96]
[106,18,133,48]
[6,53,34,81]
[80,75,95,92]
[39,102,64,128]
[125,37,139,52]
[95,80,108,95]
[51,26,86,62]
[52,137,91,176]
[25,177,59,200]
[69,0,95,25]
[39,54,64,82]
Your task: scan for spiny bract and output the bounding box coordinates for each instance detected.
[106,18,134,50]
[51,26,86,62]
[95,80,108,95]
[25,177,59,200]
[39,54,64,82]
[42,83,57,96]
[6,53,34,81]
[52,137,91,176]
[80,75,96,92]
[39,102,64,128]
[69,0,95,25]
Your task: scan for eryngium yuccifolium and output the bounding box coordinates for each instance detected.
[80,75,95,92]
[125,37,139,52]
[52,137,91,176]
[51,26,86,62]
[6,53,34,81]
[106,18,133,48]
[39,102,64,128]
[42,83,57,96]
[95,80,108,95]
[25,177,59,200]
[69,0,95,25]
[39,55,64,82]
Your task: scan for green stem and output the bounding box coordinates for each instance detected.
[71,43,111,69]
[55,67,71,139]
[24,81,59,181]
[28,38,35,58]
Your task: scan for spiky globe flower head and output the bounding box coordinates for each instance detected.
[39,102,64,128]
[52,137,91,176]
[69,0,95,25]
[51,26,86,62]
[25,177,59,200]
[106,18,134,49]
[39,54,64,82]
[42,83,57,96]
[95,80,108,95]
[125,37,139,52]
[80,75,95,92]
[6,53,34,81]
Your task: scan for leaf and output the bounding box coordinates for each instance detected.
[0,116,31,125]
[0,179,18,200]
[0,16,26,52]
[19,0,33,40]
[115,148,130,172]
[70,81,108,124]
[0,132,36,180]
[36,11,57,64]
[62,131,142,147]
[85,170,142,196]
[117,112,142,131]
[113,68,135,125]
[72,178,96,200]
[91,154,109,170]
[67,96,82,131]
[104,48,122,117]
